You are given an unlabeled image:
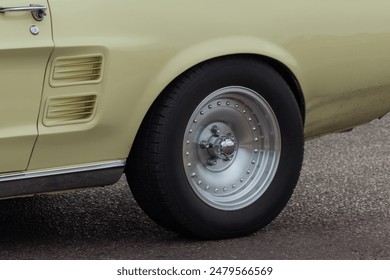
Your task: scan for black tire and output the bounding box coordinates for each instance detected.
[126,56,304,239]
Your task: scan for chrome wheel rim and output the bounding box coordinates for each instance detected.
[182,86,281,210]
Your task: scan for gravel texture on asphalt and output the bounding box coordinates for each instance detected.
[0,114,389,259]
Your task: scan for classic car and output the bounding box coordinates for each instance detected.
[1,0,389,239]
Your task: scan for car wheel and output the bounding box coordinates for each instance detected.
[126,56,304,239]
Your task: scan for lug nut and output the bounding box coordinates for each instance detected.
[207,158,218,166]
[200,140,209,149]
[211,125,221,136]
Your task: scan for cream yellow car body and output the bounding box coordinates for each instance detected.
[1,0,389,174]
[45,0,390,169]
[1,0,389,237]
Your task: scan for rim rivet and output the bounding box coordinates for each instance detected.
[226,101,230,105]
[198,181,202,185]
[191,173,197,178]
[235,104,239,108]
[251,160,255,164]
[223,188,228,192]
[189,129,193,134]
[232,184,236,189]
[187,163,192,167]
[254,149,259,153]
[240,178,244,183]
[243,110,246,113]
[193,119,198,123]
[248,118,252,121]
[206,186,210,190]
[246,170,251,174]
[253,127,256,131]
[200,111,204,115]
[186,152,190,156]
[187,140,190,144]
[255,138,259,142]
[208,104,212,109]
[217,102,221,106]
[215,189,219,193]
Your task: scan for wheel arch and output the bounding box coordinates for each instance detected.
[164,54,306,122]
[259,55,306,123]
[128,42,306,159]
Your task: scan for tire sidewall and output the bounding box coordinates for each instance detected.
[161,58,303,238]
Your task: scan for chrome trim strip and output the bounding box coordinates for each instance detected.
[0,160,126,199]
[0,160,126,183]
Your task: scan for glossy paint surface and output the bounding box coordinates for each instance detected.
[0,0,53,173]
[1,0,389,174]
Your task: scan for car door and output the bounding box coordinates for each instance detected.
[0,0,53,173]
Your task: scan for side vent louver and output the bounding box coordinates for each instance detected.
[44,95,97,127]
[50,55,103,87]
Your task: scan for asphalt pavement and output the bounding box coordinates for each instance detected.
[0,114,389,260]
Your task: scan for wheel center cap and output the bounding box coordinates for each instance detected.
[219,137,236,156]
[207,135,237,161]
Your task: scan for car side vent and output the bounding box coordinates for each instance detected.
[50,55,103,87]
[43,94,98,126]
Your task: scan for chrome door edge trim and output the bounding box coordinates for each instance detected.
[0,160,126,199]
[0,160,126,182]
